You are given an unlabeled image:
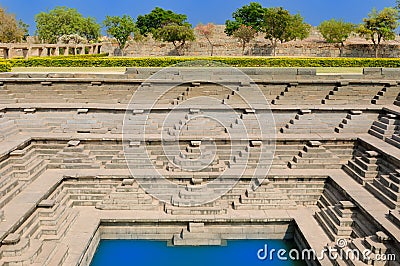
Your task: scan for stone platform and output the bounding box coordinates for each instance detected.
[0,68,399,265]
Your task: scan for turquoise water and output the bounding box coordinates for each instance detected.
[90,239,306,266]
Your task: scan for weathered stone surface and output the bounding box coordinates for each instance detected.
[0,71,399,266]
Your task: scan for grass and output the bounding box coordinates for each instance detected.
[315,67,363,74]
[11,66,364,74]
[11,67,127,73]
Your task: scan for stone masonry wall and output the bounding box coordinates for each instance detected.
[101,25,400,58]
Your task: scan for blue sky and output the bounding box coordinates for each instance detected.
[0,0,396,35]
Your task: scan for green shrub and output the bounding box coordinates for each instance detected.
[0,62,11,72]
[6,56,400,68]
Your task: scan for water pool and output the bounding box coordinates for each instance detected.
[90,239,306,266]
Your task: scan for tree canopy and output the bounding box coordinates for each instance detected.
[153,24,195,55]
[318,19,354,56]
[262,7,311,56]
[357,7,399,57]
[103,15,136,50]
[136,7,194,55]
[0,6,28,42]
[35,6,101,43]
[225,2,265,36]
[232,25,257,55]
[136,7,188,36]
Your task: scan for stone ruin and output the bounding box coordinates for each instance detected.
[0,67,399,265]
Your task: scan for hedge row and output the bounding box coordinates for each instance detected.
[5,56,400,68]
[0,62,12,72]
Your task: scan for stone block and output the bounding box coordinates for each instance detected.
[77,108,89,114]
[297,68,316,76]
[141,82,152,87]
[91,81,102,86]
[125,68,139,74]
[191,140,201,146]
[365,151,379,158]
[10,150,26,156]
[245,109,256,114]
[381,68,400,77]
[267,68,298,76]
[67,140,80,147]
[133,109,144,114]
[350,110,362,115]
[376,231,389,242]
[339,201,355,209]
[363,68,382,76]
[308,141,321,147]
[122,179,134,186]
[2,233,20,245]
[129,141,141,147]
[37,199,56,208]
[190,109,200,114]
[24,108,36,113]
[191,82,201,87]
[188,222,205,233]
[251,140,262,147]
[41,81,52,86]
[299,109,311,115]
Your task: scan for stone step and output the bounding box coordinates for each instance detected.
[342,164,372,185]
[165,205,226,215]
[232,200,296,210]
[40,243,68,266]
[386,135,400,148]
[365,181,399,209]
[1,239,42,264]
[388,210,400,227]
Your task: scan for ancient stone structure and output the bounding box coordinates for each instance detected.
[0,43,103,59]
[3,26,400,58]
[0,67,399,265]
[102,26,400,57]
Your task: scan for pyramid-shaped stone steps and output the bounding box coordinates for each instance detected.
[371,84,399,105]
[96,179,159,210]
[323,85,382,105]
[365,170,400,209]
[289,141,342,169]
[342,150,379,185]
[281,110,334,134]
[335,110,377,133]
[315,201,356,241]
[0,113,19,142]
[369,113,399,140]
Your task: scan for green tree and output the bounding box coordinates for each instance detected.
[0,6,28,42]
[357,7,399,58]
[136,7,188,36]
[103,15,136,50]
[262,7,311,56]
[153,24,195,56]
[318,19,355,56]
[35,6,100,43]
[195,23,216,56]
[225,2,265,36]
[232,25,257,55]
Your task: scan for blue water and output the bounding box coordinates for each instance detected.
[90,239,306,266]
